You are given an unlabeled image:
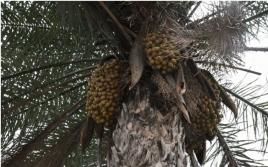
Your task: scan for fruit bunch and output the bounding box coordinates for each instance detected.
[86,59,122,124]
[191,96,222,140]
[143,31,181,73]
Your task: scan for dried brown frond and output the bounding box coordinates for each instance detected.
[194,2,248,66]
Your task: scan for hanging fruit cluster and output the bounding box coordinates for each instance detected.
[191,96,222,140]
[143,31,181,74]
[86,59,123,124]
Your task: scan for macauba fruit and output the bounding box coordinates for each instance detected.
[143,31,181,73]
[191,96,222,141]
[86,59,123,124]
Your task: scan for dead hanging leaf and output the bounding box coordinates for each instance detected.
[94,123,104,167]
[201,73,218,100]
[194,139,206,165]
[95,123,104,139]
[175,64,186,95]
[164,74,176,90]
[151,72,173,98]
[188,60,217,101]
[151,72,191,124]
[163,72,189,123]
[186,59,210,94]
[129,38,145,90]
[176,94,191,124]
[201,69,238,118]
[80,117,95,152]
[219,87,238,118]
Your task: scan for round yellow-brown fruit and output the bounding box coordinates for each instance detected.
[191,96,222,139]
[143,31,181,73]
[86,59,123,124]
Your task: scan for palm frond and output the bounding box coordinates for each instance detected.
[30,120,84,167]
[244,47,268,52]
[220,79,268,151]
[2,66,94,105]
[205,123,267,167]
[1,59,98,80]
[1,2,103,166]
[2,98,85,166]
[223,87,268,117]
[187,1,202,19]
[195,61,262,75]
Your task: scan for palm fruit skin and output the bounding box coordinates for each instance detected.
[86,59,123,124]
[143,31,181,74]
[191,96,222,140]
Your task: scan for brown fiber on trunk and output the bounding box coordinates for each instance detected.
[108,82,187,167]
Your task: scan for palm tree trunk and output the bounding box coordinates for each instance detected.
[107,87,187,167]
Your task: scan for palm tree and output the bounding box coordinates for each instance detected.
[1,1,268,167]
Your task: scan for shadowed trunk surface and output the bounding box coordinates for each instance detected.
[108,78,187,167]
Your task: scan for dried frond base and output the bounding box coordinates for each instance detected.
[108,88,187,167]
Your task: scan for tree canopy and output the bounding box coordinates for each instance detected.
[1,1,268,167]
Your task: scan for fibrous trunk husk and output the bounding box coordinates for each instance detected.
[108,86,187,167]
